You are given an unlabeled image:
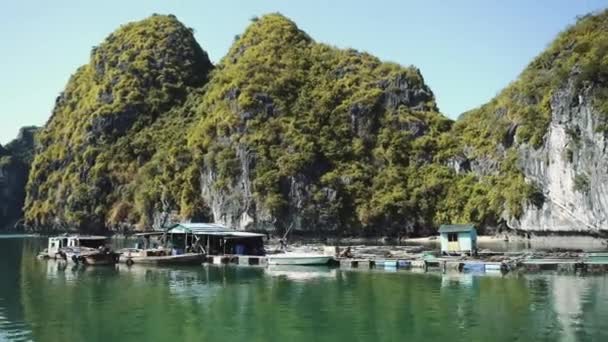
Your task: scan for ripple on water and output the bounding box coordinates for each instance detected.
[0,315,33,342]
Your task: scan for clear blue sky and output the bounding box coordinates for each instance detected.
[0,0,606,144]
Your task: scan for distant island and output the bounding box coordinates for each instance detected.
[1,11,608,237]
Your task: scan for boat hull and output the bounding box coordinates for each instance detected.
[58,247,106,264]
[80,252,120,266]
[267,255,333,266]
[119,253,203,266]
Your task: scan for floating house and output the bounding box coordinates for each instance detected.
[165,223,266,256]
[438,224,477,255]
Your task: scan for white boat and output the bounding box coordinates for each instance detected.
[266,253,334,266]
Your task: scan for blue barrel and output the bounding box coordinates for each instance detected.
[462,263,485,273]
[485,264,502,272]
[398,260,411,268]
[384,260,398,268]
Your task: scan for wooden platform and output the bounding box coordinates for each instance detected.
[520,258,608,273]
[339,259,373,268]
[204,255,267,266]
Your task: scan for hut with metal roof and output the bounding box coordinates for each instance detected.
[166,223,266,256]
[438,224,477,255]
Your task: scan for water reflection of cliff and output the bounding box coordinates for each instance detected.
[438,273,608,341]
[548,275,608,341]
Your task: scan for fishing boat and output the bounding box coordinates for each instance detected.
[118,247,203,266]
[266,253,334,266]
[38,234,111,263]
[118,230,207,266]
[38,235,119,265]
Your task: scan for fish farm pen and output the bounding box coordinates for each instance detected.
[202,251,608,275]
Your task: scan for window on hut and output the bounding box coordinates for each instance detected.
[448,233,458,242]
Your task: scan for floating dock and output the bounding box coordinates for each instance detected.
[197,252,608,275]
[335,256,608,274]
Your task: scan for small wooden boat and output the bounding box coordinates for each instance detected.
[267,253,334,266]
[57,247,119,266]
[118,248,203,266]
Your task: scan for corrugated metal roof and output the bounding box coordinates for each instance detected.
[168,223,232,233]
[166,223,265,237]
[438,224,476,233]
[134,232,165,237]
[208,232,266,238]
[49,235,108,240]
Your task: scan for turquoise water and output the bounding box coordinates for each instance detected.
[1,237,608,342]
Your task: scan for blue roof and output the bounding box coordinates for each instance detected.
[438,224,476,233]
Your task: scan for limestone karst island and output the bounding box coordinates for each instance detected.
[1,2,608,341]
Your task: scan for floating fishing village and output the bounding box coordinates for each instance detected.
[5,3,608,341]
[36,223,608,276]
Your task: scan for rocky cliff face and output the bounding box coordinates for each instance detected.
[0,127,38,230]
[513,82,608,233]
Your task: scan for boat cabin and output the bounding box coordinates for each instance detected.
[166,223,266,256]
[48,235,108,255]
[438,224,477,256]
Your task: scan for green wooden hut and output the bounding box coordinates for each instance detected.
[438,224,477,255]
